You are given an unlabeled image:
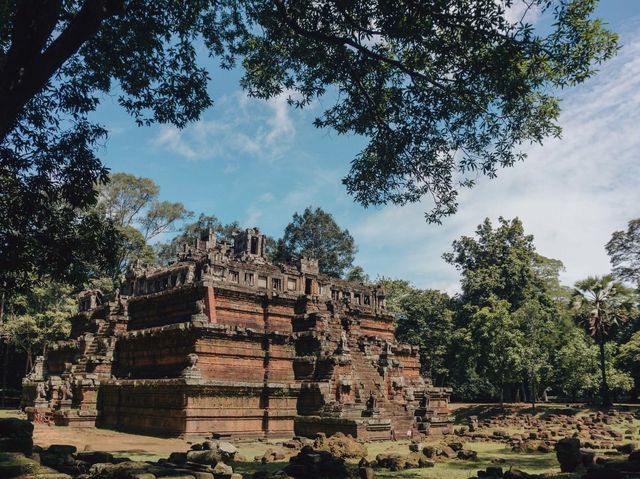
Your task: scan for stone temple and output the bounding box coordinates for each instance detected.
[22,228,452,439]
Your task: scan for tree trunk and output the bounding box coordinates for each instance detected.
[25,347,32,375]
[0,341,7,407]
[531,375,536,411]
[0,290,5,325]
[0,0,126,141]
[598,337,611,408]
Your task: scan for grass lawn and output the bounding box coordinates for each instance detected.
[5,403,640,479]
[372,442,559,479]
[233,440,560,479]
[0,409,23,420]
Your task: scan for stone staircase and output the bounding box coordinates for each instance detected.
[341,337,420,439]
[71,319,111,375]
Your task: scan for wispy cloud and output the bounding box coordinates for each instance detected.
[150,91,296,163]
[352,23,640,291]
[501,0,542,25]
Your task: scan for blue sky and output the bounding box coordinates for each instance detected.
[94,1,640,292]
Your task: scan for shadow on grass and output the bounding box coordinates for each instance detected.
[374,471,427,478]
[233,460,286,476]
[233,455,557,479]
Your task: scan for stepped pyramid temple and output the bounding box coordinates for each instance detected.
[22,228,452,439]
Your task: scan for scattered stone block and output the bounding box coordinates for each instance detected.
[358,466,375,479]
[312,432,366,459]
[458,449,478,460]
[615,443,636,454]
[0,418,34,456]
[48,445,78,455]
[556,437,582,473]
[76,451,114,464]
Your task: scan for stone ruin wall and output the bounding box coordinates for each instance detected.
[22,227,452,440]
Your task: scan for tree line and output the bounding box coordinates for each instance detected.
[0,0,626,406]
[1,0,618,309]
[2,171,639,409]
[388,217,639,408]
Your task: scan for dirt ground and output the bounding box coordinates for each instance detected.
[0,409,303,463]
[1,409,190,457]
[34,423,191,456]
[3,404,638,479]
[0,405,576,479]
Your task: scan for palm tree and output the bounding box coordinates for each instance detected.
[572,275,636,407]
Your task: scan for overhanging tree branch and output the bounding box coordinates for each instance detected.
[0,0,124,140]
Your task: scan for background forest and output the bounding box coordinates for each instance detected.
[1,172,638,408]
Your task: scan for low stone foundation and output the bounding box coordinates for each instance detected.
[98,379,300,438]
[294,416,361,439]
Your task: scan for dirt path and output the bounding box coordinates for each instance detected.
[32,423,192,455]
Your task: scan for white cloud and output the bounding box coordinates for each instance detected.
[150,91,296,162]
[501,0,542,25]
[353,25,640,291]
[245,205,264,227]
[152,127,199,159]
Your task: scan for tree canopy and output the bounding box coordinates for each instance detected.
[94,172,192,280]
[441,217,573,402]
[572,274,636,406]
[607,218,640,287]
[2,280,75,373]
[274,207,356,277]
[384,280,454,386]
[0,0,618,297]
[96,172,192,240]
[443,217,548,309]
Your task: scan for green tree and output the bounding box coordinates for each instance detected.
[444,217,549,309]
[97,172,192,239]
[444,217,567,403]
[95,172,191,278]
[533,254,573,304]
[275,207,356,277]
[112,226,156,279]
[603,343,634,401]
[606,218,640,287]
[3,281,75,373]
[572,275,637,407]
[97,173,159,227]
[618,330,640,401]
[1,1,618,297]
[390,285,454,386]
[345,266,370,283]
[553,326,601,401]
[467,296,525,406]
[0,201,120,300]
[512,299,557,408]
[376,278,412,316]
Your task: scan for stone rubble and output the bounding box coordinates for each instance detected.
[454,408,638,452]
[0,420,245,479]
